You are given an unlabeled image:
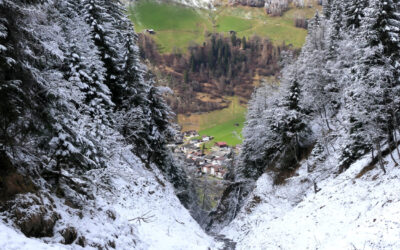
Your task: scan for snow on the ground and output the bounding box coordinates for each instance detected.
[0,223,71,250]
[222,147,400,249]
[0,142,218,250]
[92,147,219,250]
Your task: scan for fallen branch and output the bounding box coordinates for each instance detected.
[175,219,184,225]
[128,211,155,225]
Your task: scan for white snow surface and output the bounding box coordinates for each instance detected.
[0,224,70,250]
[222,147,400,249]
[95,147,218,250]
[0,143,218,250]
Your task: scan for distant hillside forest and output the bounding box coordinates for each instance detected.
[138,33,297,114]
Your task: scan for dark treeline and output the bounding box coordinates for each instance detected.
[138,33,296,114]
[295,17,308,29]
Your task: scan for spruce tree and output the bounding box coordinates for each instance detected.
[323,0,333,19]
[82,0,125,105]
[369,0,400,59]
[344,0,368,29]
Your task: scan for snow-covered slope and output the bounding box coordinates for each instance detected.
[222,148,400,249]
[0,1,218,248]
[211,2,400,248]
[0,223,68,250]
[0,144,218,249]
[96,147,217,250]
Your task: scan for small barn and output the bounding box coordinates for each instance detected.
[215,142,228,148]
[145,29,156,34]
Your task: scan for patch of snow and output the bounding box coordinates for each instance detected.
[1,140,217,249]
[92,146,218,250]
[0,44,7,52]
[0,224,70,250]
[223,146,400,249]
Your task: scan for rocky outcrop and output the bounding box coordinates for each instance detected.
[0,151,37,202]
[205,180,254,232]
[0,151,57,238]
[9,193,60,237]
[60,226,78,245]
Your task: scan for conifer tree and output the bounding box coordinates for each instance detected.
[82,0,125,105]
[344,0,368,29]
[368,0,400,59]
[323,0,333,19]
[326,0,343,58]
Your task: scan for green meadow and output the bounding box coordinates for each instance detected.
[128,0,321,53]
[128,1,211,53]
[178,96,246,146]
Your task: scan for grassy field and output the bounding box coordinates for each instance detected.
[128,1,321,145]
[128,1,211,53]
[178,96,246,146]
[214,5,317,48]
[216,15,255,32]
[128,0,321,53]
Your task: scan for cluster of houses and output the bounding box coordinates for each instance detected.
[173,130,233,179]
[201,163,226,179]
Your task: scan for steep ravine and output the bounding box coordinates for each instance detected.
[2,0,400,249]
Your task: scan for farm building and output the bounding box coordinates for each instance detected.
[145,29,156,34]
[215,142,228,148]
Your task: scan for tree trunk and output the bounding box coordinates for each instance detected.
[387,122,398,165]
[322,130,330,155]
[389,148,398,166]
[371,146,375,160]
[393,130,400,159]
[293,134,299,164]
[322,106,332,131]
[377,142,386,174]
[392,110,400,159]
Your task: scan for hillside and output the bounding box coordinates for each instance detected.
[223,148,400,249]
[0,0,217,249]
[205,1,400,248]
[128,0,319,53]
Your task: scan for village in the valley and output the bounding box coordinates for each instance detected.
[169,130,241,180]
[167,129,242,210]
